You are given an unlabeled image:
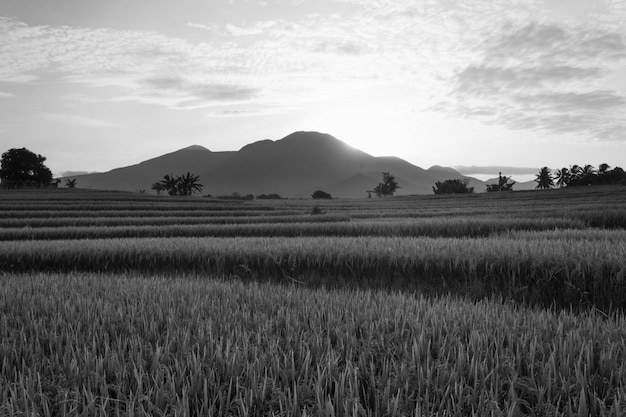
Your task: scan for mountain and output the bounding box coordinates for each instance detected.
[64,131,484,197]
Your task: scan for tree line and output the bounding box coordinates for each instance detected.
[536,164,626,189]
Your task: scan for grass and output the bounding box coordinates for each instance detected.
[1,273,625,416]
[1,186,626,415]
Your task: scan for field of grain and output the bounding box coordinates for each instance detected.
[1,186,625,416]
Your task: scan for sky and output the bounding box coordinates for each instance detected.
[1,0,626,179]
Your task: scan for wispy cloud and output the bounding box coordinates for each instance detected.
[2,1,626,144]
[0,92,14,98]
[441,21,626,142]
[43,113,124,128]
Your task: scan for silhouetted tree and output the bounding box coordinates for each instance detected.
[611,167,626,184]
[64,178,78,188]
[311,190,332,199]
[371,172,400,197]
[257,193,282,200]
[554,167,570,188]
[156,173,203,196]
[432,179,474,194]
[159,174,179,196]
[177,172,203,196]
[553,163,626,187]
[534,167,554,190]
[151,182,165,195]
[486,172,515,192]
[0,148,53,189]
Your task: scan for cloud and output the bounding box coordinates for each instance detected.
[455,66,603,95]
[43,113,124,128]
[140,76,260,106]
[483,23,626,65]
[0,91,14,98]
[443,21,626,142]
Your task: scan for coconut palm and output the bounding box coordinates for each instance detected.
[64,178,78,188]
[534,167,554,190]
[569,165,583,181]
[554,167,570,188]
[582,164,597,178]
[598,163,611,175]
[176,172,203,196]
[159,174,179,196]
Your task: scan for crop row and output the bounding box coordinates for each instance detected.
[1,233,625,311]
[1,273,624,416]
[0,209,300,219]
[0,214,351,228]
[0,202,274,212]
[0,216,588,241]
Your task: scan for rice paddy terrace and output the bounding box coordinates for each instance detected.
[1,186,625,416]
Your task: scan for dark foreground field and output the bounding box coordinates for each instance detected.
[1,187,625,416]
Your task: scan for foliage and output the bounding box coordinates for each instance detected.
[311,189,332,199]
[151,181,165,195]
[534,167,554,190]
[370,172,400,197]
[64,178,78,188]
[155,172,203,196]
[0,148,53,189]
[310,205,324,215]
[2,273,625,416]
[256,193,283,199]
[432,178,474,194]
[2,184,626,414]
[486,172,515,192]
[215,192,254,200]
[554,163,626,187]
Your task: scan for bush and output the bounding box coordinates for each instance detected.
[433,179,474,194]
[257,194,282,200]
[311,190,332,199]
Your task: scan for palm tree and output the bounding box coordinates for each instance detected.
[582,164,597,178]
[159,174,179,196]
[554,167,570,188]
[569,165,583,181]
[176,172,203,196]
[534,167,554,190]
[598,163,611,185]
[64,178,78,188]
[151,182,165,195]
[598,163,611,175]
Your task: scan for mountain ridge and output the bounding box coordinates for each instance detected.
[64,131,495,197]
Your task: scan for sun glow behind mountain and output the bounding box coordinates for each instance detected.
[1,0,626,174]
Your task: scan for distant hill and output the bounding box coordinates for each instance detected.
[63,131,486,197]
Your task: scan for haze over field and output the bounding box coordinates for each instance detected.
[1,0,626,178]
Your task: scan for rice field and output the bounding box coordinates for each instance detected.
[1,186,625,416]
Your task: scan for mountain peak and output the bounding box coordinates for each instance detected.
[180,145,211,152]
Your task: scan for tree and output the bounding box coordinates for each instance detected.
[156,173,203,196]
[370,172,400,197]
[176,172,203,196]
[64,178,78,188]
[151,182,165,195]
[311,190,332,199]
[432,179,474,194]
[486,172,515,192]
[159,174,180,196]
[0,148,53,189]
[554,167,570,188]
[610,167,626,184]
[534,167,554,190]
[568,164,597,186]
